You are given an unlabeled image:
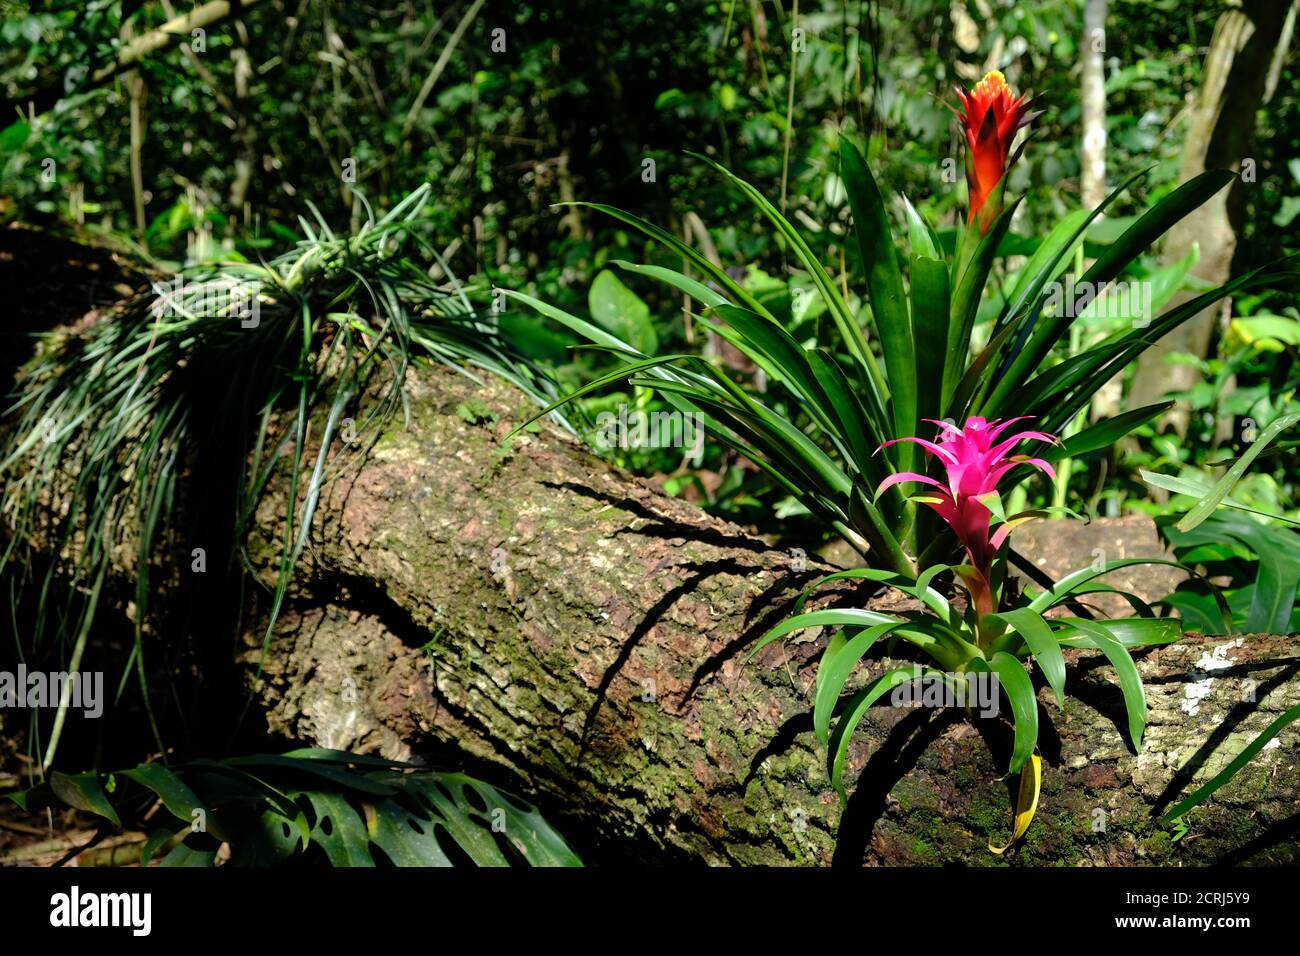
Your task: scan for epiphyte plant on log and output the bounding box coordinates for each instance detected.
[506,71,1298,847]
[749,415,1186,849]
[0,184,567,768]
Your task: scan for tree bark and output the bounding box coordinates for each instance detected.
[1127,0,1294,434]
[237,367,1300,866]
[1080,0,1108,211]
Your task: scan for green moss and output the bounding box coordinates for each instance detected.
[892,776,939,814]
[910,835,938,862]
[966,789,1005,834]
[950,764,979,790]
[1139,829,1174,862]
[456,399,496,425]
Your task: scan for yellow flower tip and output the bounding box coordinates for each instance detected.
[976,70,1008,95]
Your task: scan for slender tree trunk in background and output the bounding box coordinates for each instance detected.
[1264,1,1299,101]
[1080,0,1108,210]
[1082,0,1125,425]
[1126,0,1293,434]
[124,21,148,239]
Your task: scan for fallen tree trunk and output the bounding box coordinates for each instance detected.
[3,228,1297,866]
[240,367,1300,866]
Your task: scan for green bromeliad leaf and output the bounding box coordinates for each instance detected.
[1054,618,1148,750]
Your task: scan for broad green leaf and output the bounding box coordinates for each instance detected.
[840,138,915,450]
[122,762,227,841]
[49,771,121,827]
[1057,619,1147,749]
[1054,616,1182,649]
[427,774,582,867]
[230,809,308,864]
[986,652,1039,773]
[222,754,400,796]
[814,622,905,745]
[991,607,1065,707]
[1158,590,1230,635]
[140,826,181,866]
[0,119,30,153]
[588,270,658,355]
[307,792,375,866]
[828,666,928,798]
[365,796,454,866]
[1230,314,1300,351]
[1189,511,1300,634]
[160,835,218,867]
[909,255,951,425]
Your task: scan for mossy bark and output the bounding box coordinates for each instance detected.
[239,367,1300,866]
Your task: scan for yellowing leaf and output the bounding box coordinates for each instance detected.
[989,752,1041,854]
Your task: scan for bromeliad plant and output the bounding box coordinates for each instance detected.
[503,72,1294,848]
[506,71,1300,577]
[749,415,1185,848]
[0,184,568,769]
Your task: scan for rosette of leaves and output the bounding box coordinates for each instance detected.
[0,185,569,769]
[503,138,1299,576]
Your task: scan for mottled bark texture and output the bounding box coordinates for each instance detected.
[241,367,1300,866]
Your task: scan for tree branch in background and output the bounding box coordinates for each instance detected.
[4,0,266,123]
[400,0,486,141]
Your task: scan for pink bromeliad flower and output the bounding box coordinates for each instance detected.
[877,417,1057,611]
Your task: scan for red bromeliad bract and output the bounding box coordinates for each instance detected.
[954,70,1037,232]
[877,416,1056,585]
